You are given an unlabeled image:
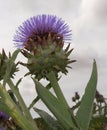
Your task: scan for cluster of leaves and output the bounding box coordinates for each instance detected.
[27,60,97,130]
[0,49,99,130]
[33,88,107,130]
[1,48,107,130]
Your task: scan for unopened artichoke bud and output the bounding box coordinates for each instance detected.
[26,43,75,80]
[13,14,76,80]
[0,49,18,80]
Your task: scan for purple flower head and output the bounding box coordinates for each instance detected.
[13,14,72,50]
[0,128,6,130]
[0,111,9,120]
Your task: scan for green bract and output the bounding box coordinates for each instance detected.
[21,42,75,80]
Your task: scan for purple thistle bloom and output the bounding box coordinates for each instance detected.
[0,128,6,130]
[0,111,9,120]
[13,14,72,49]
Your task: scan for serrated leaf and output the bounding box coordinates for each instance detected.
[76,60,98,130]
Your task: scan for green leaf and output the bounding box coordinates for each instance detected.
[76,60,98,130]
[34,108,62,130]
[34,79,78,130]
[28,83,51,109]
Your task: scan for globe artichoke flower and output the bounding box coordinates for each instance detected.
[13,14,75,80]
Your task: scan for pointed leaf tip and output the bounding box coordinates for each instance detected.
[76,60,98,130]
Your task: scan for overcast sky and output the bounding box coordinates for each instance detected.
[0,0,107,116]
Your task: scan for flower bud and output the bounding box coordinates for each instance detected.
[0,49,18,80]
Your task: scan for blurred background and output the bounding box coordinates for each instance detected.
[0,0,107,117]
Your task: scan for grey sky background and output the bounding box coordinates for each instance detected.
[0,0,107,116]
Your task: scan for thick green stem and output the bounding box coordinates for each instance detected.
[47,72,69,108]
[7,79,38,130]
[0,84,39,130]
[47,72,80,129]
